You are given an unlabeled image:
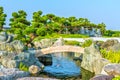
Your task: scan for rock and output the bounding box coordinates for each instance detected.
[0,51,16,61]
[11,40,25,54]
[104,63,120,76]
[0,51,44,69]
[1,59,16,68]
[29,65,41,74]
[90,74,114,80]
[101,39,120,51]
[0,40,25,55]
[0,32,13,44]
[52,37,64,47]
[0,64,4,68]
[33,39,56,49]
[81,43,110,74]
[14,52,44,69]
[0,68,29,80]
[17,77,58,80]
[0,43,15,53]
[0,32,8,44]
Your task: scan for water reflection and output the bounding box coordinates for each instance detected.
[43,52,94,80]
[44,53,80,78]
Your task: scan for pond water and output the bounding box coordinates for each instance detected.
[40,52,94,80]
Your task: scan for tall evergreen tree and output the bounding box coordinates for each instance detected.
[9,10,30,34]
[0,7,7,31]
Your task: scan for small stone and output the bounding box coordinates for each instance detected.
[29,65,41,74]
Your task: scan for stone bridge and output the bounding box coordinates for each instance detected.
[35,45,84,57]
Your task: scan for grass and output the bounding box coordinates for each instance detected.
[34,33,89,41]
[112,76,120,80]
[100,49,120,63]
[19,62,29,72]
[81,39,93,48]
[64,40,80,46]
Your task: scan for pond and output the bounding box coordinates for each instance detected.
[38,52,94,80]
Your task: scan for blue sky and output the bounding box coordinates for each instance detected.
[0,0,120,30]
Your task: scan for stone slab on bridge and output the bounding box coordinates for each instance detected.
[35,45,84,57]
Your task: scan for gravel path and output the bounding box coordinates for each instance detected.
[64,37,120,42]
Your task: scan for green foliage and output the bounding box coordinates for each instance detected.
[81,39,93,48]
[36,26,47,36]
[8,10,31,45]
[0,7,109,44]
[0,6,6,30]
[19,62,29,72]
[24,26,36,35]
[97,22,106,35]
[9,10,30,31]
[33,33,89,41]
[104,30,120,37]
[112,76,120,80]
[100,49,120,63]
[64,40,80,46]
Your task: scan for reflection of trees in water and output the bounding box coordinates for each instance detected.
[49,52,94,80]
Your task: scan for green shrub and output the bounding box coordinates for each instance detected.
[112,76,120,80]
[81,39,93,48]
[64,40,80,46]
[100,49,120,63]
[19,62,29,72]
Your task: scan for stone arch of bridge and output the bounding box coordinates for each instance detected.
[35,45,84,57]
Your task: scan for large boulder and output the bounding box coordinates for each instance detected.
[52,37,64,47]
[0,68,29,80]
[0,43,15,53]
[104,63,120,76]
[33,39,56,49]
[14,52,44,68]
[17,77,58,80]
[81,44,110,74]
[101,39,120,51]
[0,51,44,70]
[0,40,25,54]
[0,32,13,44]
[0,32,8,44]
[90,74,114,80]
[11,40,25,54]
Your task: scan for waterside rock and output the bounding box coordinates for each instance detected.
[0,32,8,44]
[0,40,25,54]
[90,74,114,80]
[29,65,41,74]
[17,77,58,80]
[81,43,110,74]
[104,63,120,76]
[14,52,44,69]
[101,39,120,51]
[0,68,29,80]
[11,40,25,54]
[0,32,13,44]
[0,51,44,70]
